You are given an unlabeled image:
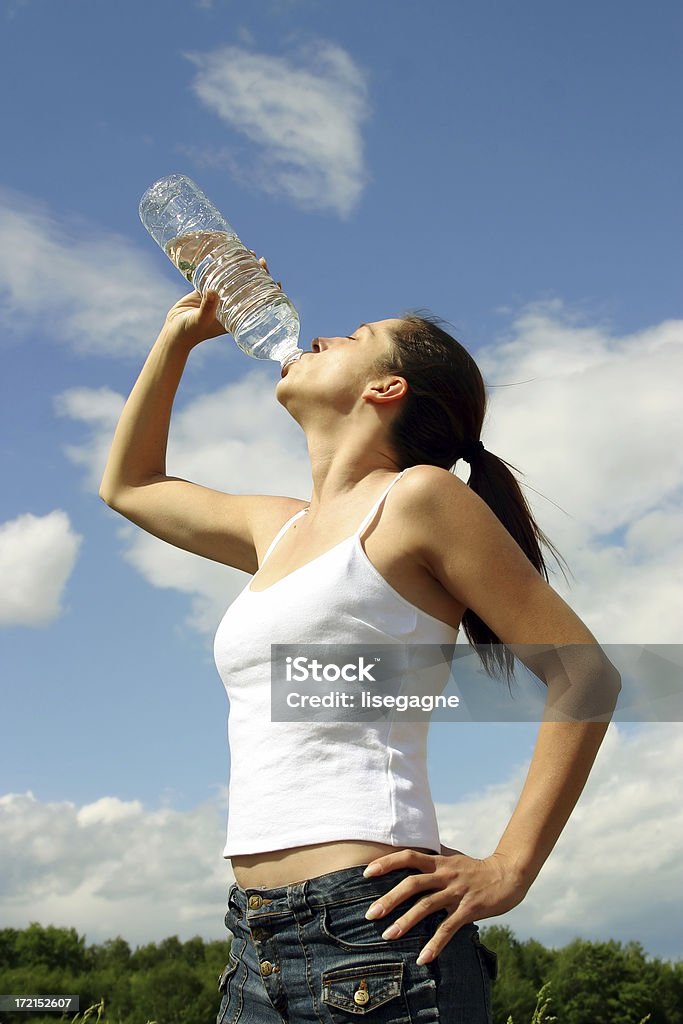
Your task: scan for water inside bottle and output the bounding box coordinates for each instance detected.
[165,229,238,286]
[164,229,300,362]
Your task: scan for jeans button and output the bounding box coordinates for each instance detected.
[354,981,370,1005]
[249,895,263,909]
[260,960,274,976]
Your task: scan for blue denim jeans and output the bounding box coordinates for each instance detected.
[217,864,498,1023]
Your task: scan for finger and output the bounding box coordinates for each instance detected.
[196,292,219,326]
[365,868,439,924]
[363,848,434,879]
[416,936,439,965]
[366,882,440,930]
[379,890,464,942]
[416,915,472,965]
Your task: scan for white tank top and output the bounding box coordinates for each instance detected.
[213,466,458,857]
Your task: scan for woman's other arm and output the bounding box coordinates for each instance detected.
[359,465,621,963]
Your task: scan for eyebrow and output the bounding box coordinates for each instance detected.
[357,322,376,337]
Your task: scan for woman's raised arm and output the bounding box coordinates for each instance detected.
[98,287,306,572]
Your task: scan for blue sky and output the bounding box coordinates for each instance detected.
[1,0,681,963]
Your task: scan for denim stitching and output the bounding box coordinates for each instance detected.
[298,913,326,1024]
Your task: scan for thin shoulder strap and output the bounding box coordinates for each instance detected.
[354,467,412,541]
[260,507,309,567]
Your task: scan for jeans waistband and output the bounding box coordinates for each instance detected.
[227,863,426,920]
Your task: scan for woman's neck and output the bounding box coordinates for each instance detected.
[305,451,401,517]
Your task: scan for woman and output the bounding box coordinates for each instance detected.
[99,271,621,1023]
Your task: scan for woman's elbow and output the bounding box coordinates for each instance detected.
[98,479,123,509]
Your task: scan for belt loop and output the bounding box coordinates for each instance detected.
[288,879,314,924]
[228,882,243,920]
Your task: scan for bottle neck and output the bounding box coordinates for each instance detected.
[281,349,304,370]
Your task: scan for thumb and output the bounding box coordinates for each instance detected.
[199,290,220,318]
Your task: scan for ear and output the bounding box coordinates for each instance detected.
[362,375,408,405]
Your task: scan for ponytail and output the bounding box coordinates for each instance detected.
[459,445,570,685]
[378,312,571,685]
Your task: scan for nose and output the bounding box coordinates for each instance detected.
[312,336,343,352]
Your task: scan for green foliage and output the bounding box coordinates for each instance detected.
[0,921,680,1024]
[547,937,674,1024]
[0,928,22,968]
[85,937,132,972]
[128,961,209,1024]
[1,924,88,972]
[481,924,554,1022]
[0,925,231,1024]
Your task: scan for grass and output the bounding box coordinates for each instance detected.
[65,984,654,1024]
[64,999,157,1024]
[503,981,652,1024]
[505,982,559,1024]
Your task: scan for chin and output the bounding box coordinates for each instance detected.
[274,380,293,409]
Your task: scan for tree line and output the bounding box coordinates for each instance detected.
[0,921,680,1023]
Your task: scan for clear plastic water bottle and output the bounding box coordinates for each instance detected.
[139,174,303,372]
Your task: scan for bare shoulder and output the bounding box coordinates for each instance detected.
[391,463,479,567]
[398,463,599,648]
[396,461,528,584]
[397,463,475,517]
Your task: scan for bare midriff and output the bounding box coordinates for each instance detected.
[231,840,437,889]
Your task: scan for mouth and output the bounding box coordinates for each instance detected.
[281,352,310,378]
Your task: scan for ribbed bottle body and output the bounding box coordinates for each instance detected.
[140,175,303,367]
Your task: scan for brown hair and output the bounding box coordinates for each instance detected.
[375,311,571,686]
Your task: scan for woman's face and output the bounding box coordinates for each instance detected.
[277,318,405,411]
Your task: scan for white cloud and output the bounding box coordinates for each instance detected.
[1,724,680,958]
[436,722,683,961]
[54,387,126,490]
[0,186,179,357]
[474,300,683,643]
[58,365,311,633]
[0,511,82,627]
[185,42,370,217]
[0,788,233,944]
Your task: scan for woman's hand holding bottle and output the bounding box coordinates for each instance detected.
[163,288,226,348]
[162,255,280,349]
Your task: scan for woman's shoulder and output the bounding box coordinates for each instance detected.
[397,464,485,538]
[402,463,469,503]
